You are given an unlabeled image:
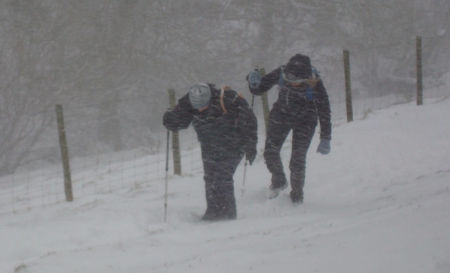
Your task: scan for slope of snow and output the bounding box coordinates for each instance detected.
[1,96,450,273]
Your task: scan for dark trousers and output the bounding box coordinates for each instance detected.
[263,107,317,193]
[201,148,243,219]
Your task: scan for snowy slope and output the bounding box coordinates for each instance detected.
[1,96,450,273]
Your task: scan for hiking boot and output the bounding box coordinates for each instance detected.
[201,207,219,221]
[290,190,304,203]
[201,205,236,221]
[201,212,236,221]
[201,212,217,221]
[268,183,288,199]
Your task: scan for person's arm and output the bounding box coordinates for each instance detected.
[249,67,282,96]
[314,80,332,140]
[162,95,194,131]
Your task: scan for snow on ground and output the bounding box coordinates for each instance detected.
[1,95,450,273]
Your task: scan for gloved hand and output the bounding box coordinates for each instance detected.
[246,70,261,90]
[316,139,331,155]
[162,111,179,131]
[245,144,257,165]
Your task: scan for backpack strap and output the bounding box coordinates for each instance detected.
[220,86,244,114]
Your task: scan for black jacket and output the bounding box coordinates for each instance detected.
[163,85,257,157]
[250,66,331,140]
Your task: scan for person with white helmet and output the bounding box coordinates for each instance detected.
[163,83,257,220]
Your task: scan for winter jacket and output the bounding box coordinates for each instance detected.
[163,84,257,159]
[249,66,331,140]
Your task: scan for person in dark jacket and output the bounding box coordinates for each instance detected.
[163,83,257,220]
[247,54,331,203]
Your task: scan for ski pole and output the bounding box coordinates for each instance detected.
[241,94,255,197]
[164,129,170,222]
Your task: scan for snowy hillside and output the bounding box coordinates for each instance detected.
[1,95,450,273]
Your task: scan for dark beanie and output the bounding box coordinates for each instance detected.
[285,54,312,78]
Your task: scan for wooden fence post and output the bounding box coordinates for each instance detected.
[167,89,182,175]
[416,36,423,105]
[55,104,73,202]
[343,49,353,122]
[258,67,270,131]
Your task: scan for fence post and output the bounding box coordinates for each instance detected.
[55,104,73,202]
[258,67,270,131]
[343,49,353,122]
[167,88,182,175]
[416,36,423,105]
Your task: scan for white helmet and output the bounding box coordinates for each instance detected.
[188,83,211,109]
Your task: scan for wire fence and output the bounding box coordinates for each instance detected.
[0,122,204,215]
[1,36,449,216]
[0,94,208,215]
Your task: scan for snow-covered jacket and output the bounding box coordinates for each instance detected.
[163,84,257,158]
[249,67,331,140]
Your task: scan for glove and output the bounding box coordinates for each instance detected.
[246,70,261,90]
[316,139,331,155]
[245,145,257,165]
[162,111,179,131]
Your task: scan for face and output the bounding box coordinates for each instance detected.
[286,63,309,78]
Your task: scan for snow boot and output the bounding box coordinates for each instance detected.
[268,177,288,199]
[201,210,220,221]
[290,190,304,203]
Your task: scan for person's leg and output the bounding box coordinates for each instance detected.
[263,108,292,189]
[201,149,221,220]
[214,153,243,219]
[201,147,242,220]
[289,119,317,203]
[216,180,236,219]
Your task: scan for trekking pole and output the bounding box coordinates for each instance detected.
[164,129,170,222]
[241,94,255,197]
